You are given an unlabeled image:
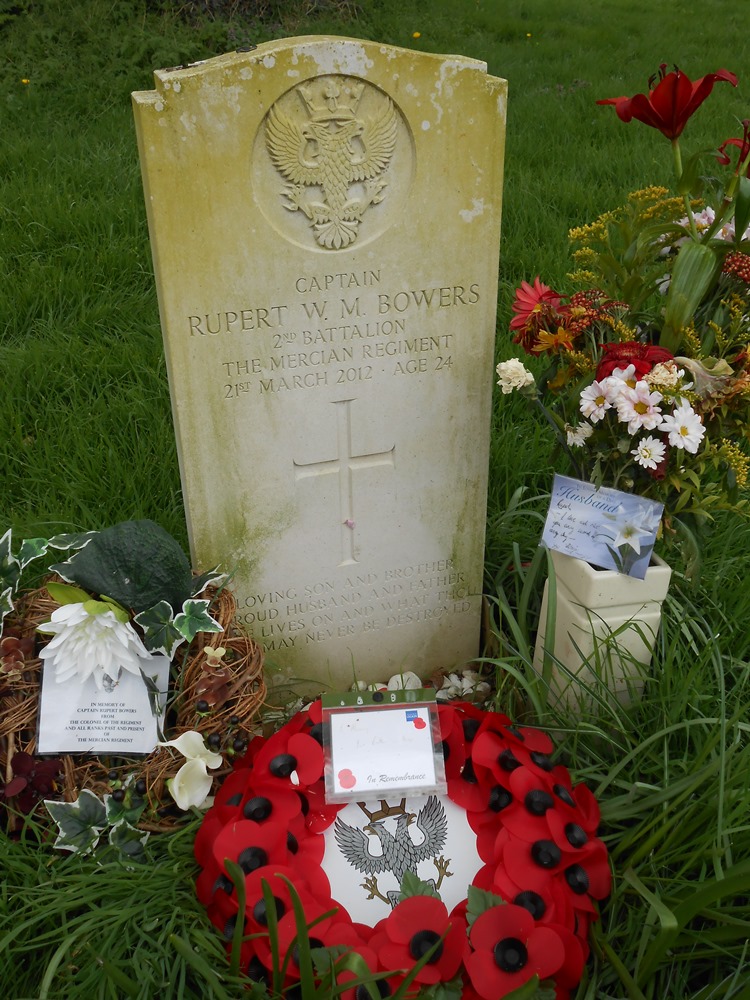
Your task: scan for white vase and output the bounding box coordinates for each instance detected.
[532,549,672,709]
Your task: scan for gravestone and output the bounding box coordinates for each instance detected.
[132,37,506,693]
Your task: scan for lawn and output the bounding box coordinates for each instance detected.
[2,1,750,997]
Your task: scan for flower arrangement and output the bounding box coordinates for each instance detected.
[498,65,750,551]
[195,698,609,999]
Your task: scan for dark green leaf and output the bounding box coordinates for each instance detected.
[109,820,149,861]
[47,530,97,550]
[134,600,184,657]
[45,790,106,854]
[49,519,193,613]
[174,599,222,644]
[190,567,229,598]
[16,537,50,570]
[0,528,20,596]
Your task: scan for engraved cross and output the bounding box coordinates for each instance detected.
[293,398,395,566]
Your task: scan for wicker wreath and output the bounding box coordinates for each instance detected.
[1,580,266,833]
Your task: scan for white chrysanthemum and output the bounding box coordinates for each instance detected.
[566,422,594,447]
[659,400,706,453]
[579,380,616,422]
[632,435,667,470]
[436,669,491,703]
[645,361,687,389]
[496,359,535,394]
[615,381,663,434]
[38,602,151,690]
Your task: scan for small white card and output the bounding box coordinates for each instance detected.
[37,656,170,755]
[324,700,446,803]
[542,474,663,579]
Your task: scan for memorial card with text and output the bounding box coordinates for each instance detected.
[133,37,506,691]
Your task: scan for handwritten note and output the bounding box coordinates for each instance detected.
[324,702,445,802]
[541,474,663,579]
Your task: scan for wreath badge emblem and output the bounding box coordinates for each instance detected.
[334,796,454,908]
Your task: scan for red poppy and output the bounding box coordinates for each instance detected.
[464,903,566,999]
[373,895,465,986]
[596,342,674,381]
[597,66,738,140]
[251,730,325,788]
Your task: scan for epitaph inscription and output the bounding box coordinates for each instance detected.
[133,37,507,691]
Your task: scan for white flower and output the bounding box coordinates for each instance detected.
[579,379,616,422]
[38,602,151,691]
[612,508,661,554]
[606,364,638,390]
[436,669,491,703]
[631,435,667,470]
[387,670,422,691]
[645,361,688,390]
[160,731,222,810]
[566,422,594,447]
[659,400,706,453]
[496,359,535,394]
[615,381,663,434]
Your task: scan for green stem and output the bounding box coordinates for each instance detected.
[672,138,698,240]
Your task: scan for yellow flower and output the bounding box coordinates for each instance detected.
[412,31,421,38]
[21,78,30,85]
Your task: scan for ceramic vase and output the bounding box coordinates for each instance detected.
[532,549,672,709]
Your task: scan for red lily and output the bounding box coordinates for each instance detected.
[717,120,750,177]
[597,66,737,140]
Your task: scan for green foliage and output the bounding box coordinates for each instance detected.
[44,780,150,861]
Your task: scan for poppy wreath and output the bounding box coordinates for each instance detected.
[194,699,611,999]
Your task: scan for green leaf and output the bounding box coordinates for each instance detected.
[49,519,194,613]
[398,870,440,901]
[419,979,464,1000]
[16,536,50,570]
[108,820,149,861]
[734,175,750,247]
[46,581,92,605]
[465,884,506,928]
[105,786,147,828]
[173,599,223,644]
[0,528,20,597]
[44,790,107,854]
[502,976,543,1000]
[47,530,97,550]
[134,600,184,657]
[0,587,13,624]
[662,241,721,353]
[190,567,229,598]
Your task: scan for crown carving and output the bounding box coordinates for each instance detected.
[357,798,411,823]
[297,79,365,122]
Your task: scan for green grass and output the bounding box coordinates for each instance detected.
[2,0,750,997]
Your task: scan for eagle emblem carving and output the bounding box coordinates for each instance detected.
[334,796,453,908]
[265,77,398,250]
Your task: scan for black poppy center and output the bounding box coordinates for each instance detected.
[524,789,554,816]
[498,749,521,772]
[269,753,297,777]
[252,895,286,925]
[488,785,512,812]
[225,793,243,807]
[439,739,450,762]
[409,929,443,963]
[307,722,324,745]
[238,846,268,874]
[462,718,481,742]
[565,822,588,848]
[355,982,392,999]
[243,796,273,821]
[293,938,324,966]
[530,751,554,772]
[513,890,546,920]
[553,783,575,807]
[212,873,234,896]
[287,831,299,854]
[460,758,478,784]
[531,839,561,869]
[565,864,590,894]
[494,936,528,973]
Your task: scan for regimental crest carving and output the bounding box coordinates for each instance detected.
[334,796,453,908]
[265,76,398,250]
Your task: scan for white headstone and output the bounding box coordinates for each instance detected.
[132,37,506,693]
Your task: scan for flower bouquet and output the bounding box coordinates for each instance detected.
[498,65,750,567]
[0,519,265,844]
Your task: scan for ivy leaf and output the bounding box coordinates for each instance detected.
[16,537,50,571]
[45,790,107,854]
[465,884,506,928]
[134,600,183,658]
[190,567,229,598]
[173,599,223,644]
[1,587,13,628]
[108,820,149,862]
[0,528,20,597]
[398,870,440,901]
[105,788,147,828]
[47,530,97,550]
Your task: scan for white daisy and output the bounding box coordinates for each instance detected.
[615,380,663,434]
[566,422,594,447]
[579,380,615,422]
[659,400,706,453]
[632,435,667,470]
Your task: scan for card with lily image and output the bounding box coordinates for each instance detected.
[542,474,664,578]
